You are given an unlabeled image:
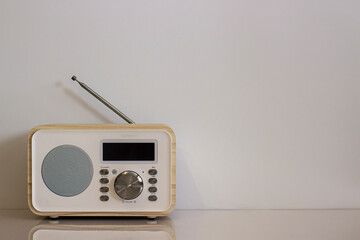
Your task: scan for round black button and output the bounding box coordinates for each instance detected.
[100,178,109,184]
[100,195,109,201]
[148,195,157,201]
[148,187,157,193]
[148,169,158,175]
[100,187,109,193]
[100,169,109,175]
[148,178,158,184]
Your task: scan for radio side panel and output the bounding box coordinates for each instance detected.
[27,124,176,217]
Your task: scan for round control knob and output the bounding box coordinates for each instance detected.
[114,171,143,200]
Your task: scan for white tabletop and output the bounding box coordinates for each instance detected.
[1,209,360,240]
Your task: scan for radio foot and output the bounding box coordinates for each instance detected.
[49,216,59,219]
[147,216,157,220]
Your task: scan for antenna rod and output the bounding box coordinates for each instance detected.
[71,75,135,124]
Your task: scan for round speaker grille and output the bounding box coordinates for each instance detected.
[41,145,93,197]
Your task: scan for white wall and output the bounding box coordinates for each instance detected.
[1,0,360,210]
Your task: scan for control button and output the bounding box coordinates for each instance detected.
[100,195,109,201]
[148,169,158,175]
[100,178,109,184]
[100,187,109,193]
[100,169,109,175]
[114,171,144,200]
[148,195,158,201]
[148,178,157,184]
[148,187,157,193]
[112,169,117,175]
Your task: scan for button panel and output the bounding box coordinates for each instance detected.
[99,169,110,202]
[148,169,158,201]
[98,168,161,202]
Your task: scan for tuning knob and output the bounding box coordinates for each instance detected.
[114,171,143,200]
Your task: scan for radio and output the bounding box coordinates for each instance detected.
[28,76,176,218]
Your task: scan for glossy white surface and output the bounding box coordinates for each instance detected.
[1,210,360,240]
[33,229,172,240]
[32,129,172,213]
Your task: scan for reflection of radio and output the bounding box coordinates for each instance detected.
[28,76,176,218]
[29,217,175,240]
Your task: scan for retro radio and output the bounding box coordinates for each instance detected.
[28,76,176,218]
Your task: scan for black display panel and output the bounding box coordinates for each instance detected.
[103,142,155,161]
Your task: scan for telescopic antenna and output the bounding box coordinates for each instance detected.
[71,75,135,124]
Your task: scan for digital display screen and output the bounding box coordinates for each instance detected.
[102,142,155,161]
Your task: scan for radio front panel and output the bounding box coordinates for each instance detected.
[28,124,175,216]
